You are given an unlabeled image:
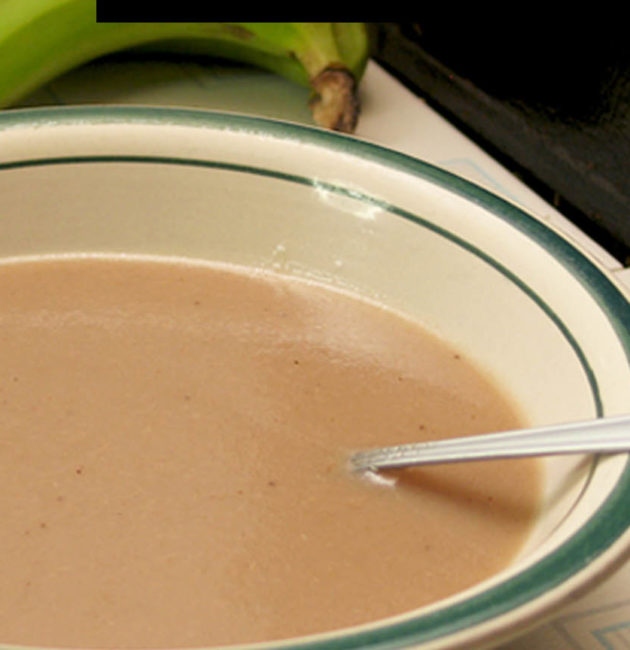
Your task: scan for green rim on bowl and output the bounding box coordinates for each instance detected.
[1,106,630,649]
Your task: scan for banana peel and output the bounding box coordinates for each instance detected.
[0,6,370,132]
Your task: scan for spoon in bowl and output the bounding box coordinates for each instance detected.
[349,414,630,472]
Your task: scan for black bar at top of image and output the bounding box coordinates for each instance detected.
[95,2,353,23]
[95,4,265,22]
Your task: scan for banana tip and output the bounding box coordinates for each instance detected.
[309,65,360,133]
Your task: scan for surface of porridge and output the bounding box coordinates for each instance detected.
[0,256,541,647]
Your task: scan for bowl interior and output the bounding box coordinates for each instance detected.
[1,107,630,648]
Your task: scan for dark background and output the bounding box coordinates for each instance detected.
[369,21,630,264]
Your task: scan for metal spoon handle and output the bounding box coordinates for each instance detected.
[349,414,630,471]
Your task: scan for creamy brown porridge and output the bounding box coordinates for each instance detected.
[0,255,540,648]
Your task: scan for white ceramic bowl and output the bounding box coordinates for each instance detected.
[1,106,630,649]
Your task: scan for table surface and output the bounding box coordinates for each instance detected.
[13,50,630,650]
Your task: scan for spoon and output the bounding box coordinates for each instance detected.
[349,414,630,472]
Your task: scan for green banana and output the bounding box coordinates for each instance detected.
[0,4,370,132]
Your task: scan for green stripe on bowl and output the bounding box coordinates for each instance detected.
[0,152,606,418]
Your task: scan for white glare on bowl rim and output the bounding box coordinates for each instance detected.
[1,106,630,649]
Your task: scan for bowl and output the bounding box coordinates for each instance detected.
[1,105,630,649]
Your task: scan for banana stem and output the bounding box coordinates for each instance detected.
[309,64,361,133]
[276,23,362,132]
